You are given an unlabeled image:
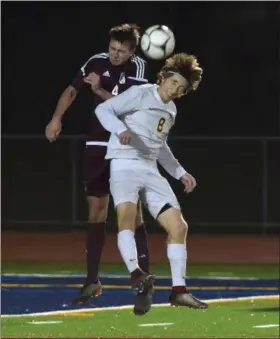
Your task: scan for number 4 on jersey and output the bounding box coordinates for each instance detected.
[112,85,119,96]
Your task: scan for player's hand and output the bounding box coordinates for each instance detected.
[119,130,132,145]
[180,173,197,194]
[83,72,100,92]
[45,117,62,142]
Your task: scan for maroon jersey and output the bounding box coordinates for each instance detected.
[71,52,149,142]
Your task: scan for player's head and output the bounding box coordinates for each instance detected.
[157,53,203,101]
[108,24,141,65]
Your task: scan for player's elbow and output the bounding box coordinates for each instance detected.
[95,103,104,121]
[95,103,111,130]
[63,86,77,104]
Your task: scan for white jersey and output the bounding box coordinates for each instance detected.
[95,84,186,180]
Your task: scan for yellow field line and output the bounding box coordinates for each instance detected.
[1,295,279,318]
[1,283,278,291]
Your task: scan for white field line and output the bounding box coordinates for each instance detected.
[27,320,63,325]
[1,295,279,318]
[253,324,279,328]
[138,323,174,327]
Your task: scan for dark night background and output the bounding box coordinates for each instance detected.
[2,1,280,233]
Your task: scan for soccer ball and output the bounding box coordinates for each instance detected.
[140,25,175,60]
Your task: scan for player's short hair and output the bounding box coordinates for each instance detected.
[158,53,203,91]
[109,24,141,50]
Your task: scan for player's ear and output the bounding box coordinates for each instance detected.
[130,47,136,56]
[156,72,162,85]
[157,71,168,85]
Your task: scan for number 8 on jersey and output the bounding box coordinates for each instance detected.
[157,117,166,132]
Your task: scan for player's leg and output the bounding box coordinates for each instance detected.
[116,201,141,275]
[135,201,149,273]
[73,193,108,305]
[157,208,207,309]
[134,202,153,315]
[110,162,155,315]
[143,173,208,310]
[116,201,155,314]
[73,146,109,305]
[110,167,144,276]
[85,194,108,285]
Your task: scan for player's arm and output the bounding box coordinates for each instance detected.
[95,85,142,135]
[45,84,79,142]
[53,86,78,120]
[158,141,187,180]
[158,141,197,193]
[84,72,113,101]
[45,56,101,142]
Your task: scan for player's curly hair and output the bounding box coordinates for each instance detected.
[157,53,203,91]
[110,24,141,49]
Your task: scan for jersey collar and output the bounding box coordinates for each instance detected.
[152,85,176,118]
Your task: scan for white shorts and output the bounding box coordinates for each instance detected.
[109,159,181,219]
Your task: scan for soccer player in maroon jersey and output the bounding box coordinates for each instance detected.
[45,24,152,315]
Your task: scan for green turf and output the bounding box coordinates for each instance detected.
[2,261,279,278]
[2,299,279,338]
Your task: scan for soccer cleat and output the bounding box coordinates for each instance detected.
[72,281,102,305]
[132,272,155,315]
[134,281,154,316]
[169,291,208,309]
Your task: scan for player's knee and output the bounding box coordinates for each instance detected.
[88,211,107,223]
[169,220,188,243]
[117,202,137,231]
[87,196,108,223]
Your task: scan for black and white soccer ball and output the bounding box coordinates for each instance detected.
[140,25,175,60]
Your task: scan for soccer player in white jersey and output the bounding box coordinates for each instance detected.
[95,53,208,313]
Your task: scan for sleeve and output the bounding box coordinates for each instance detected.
[71,54,104,91]
[127,57,149,85]
[158,141,187,180]
[95,85,142,135]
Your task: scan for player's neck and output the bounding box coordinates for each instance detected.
[157,87,171,104]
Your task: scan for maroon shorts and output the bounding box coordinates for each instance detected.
[83,144,110,197]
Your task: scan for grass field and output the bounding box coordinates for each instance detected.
[2,298,279,338]
[1,261,279,338]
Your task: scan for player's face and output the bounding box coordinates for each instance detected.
[108,40,134,66]
[160,74,189,101]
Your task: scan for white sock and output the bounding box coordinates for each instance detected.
[118,230,140,273]
[167,243,187,286]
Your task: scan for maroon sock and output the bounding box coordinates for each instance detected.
[172,286,188,294]
[131,268,144,283]
[135,224,149,272]
[85,222,106,285]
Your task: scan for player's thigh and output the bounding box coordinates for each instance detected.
[109,169,141,208]
[83,145,110,222]
[141,172,181,220]
[83,145,110,196]
[110,167,142,231]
